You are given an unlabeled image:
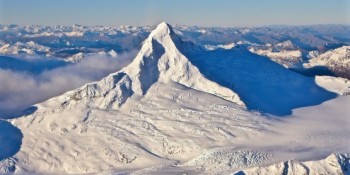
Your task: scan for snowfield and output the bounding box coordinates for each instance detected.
[0,22,349,174]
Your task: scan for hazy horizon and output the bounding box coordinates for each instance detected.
[1,0,349,27]
[1,22,350,28]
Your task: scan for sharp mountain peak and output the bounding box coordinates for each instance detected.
[45,22,244,111]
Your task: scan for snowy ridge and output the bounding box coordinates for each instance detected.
[249,40,302,68]
[0,41,50,55]
[65,52,85,63]
[275,40,298,50]
[304,46,350,79]
[65,49,118,63]
[204,43,236,51]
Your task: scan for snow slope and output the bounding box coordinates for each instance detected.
[232,94,350,175]
[235,153,350,175]
[315,76,350,95]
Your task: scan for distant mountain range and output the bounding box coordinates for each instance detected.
[1,24,349,79]
[1,24,349,57]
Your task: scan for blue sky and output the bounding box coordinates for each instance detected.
[0,0,349,27]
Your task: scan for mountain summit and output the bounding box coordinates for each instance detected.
[123,22,243,102]
[51,22,244,110]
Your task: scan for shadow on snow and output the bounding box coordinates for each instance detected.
[188,47,337,116]
[0,120,23,161]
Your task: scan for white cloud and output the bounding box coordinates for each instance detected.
[0,51,136,118]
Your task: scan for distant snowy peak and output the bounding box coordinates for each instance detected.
[204,43,236,51]
[50,22,244,111]
[304,46,350,79]
[0,41,50,55]
[107,49,118,57]
[65,49,118,63]
[307,46,350,64]
[65,52,85,63]
[307,50,320,59]
[275,40,298,50]
[249,40,302,68]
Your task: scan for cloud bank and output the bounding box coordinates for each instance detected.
[0,52,136,118]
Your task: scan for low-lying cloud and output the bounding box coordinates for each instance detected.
[0,52,136,118]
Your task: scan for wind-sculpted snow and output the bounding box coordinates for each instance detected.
[10,81,271,173]
[186,148,274,174]
[235,153,350,175]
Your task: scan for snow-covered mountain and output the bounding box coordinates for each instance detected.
[249,40,303,68]
[304,46,350,79]
[0,24,151,61]
[46,22,244,111]
[65,49,118,63]
[248,41,350,80]
[8,22,247,173]
[3,22,349,174]
[0,41,50,55]
[204,43,236,51]
[1,24,349,62]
